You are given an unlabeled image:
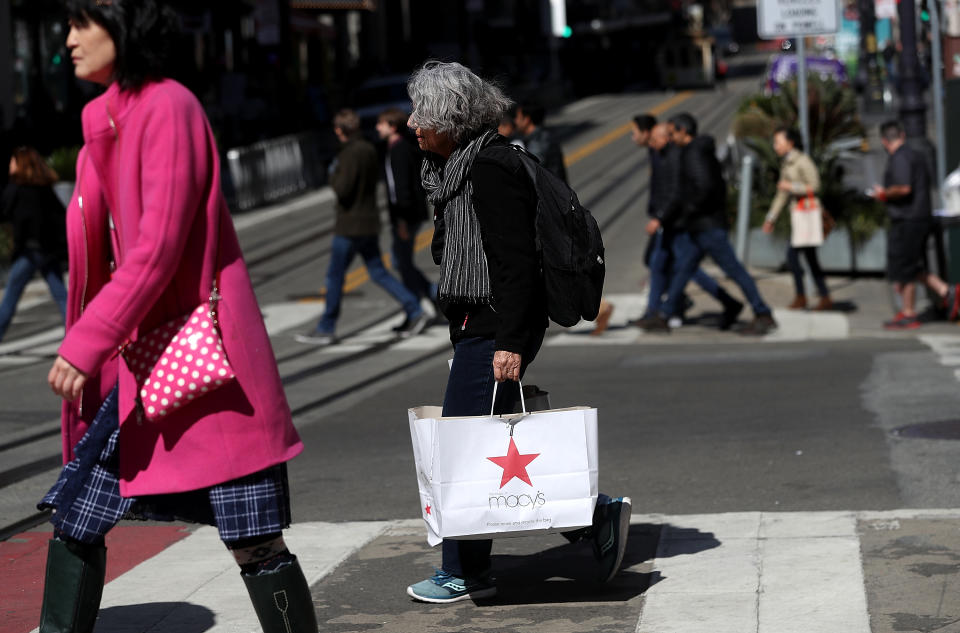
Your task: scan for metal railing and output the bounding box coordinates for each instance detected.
[223,132,332,211]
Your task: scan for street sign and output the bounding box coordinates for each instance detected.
[757,0,839,38]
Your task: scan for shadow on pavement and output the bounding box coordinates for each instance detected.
[478,522,720,606]
[96,602,216,632]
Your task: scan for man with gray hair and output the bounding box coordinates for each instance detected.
[296,109,429,345]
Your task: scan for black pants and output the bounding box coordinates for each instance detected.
[786,246,829,297]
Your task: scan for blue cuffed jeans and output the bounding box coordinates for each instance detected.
[0,249,67,342]
[315,234,423,334]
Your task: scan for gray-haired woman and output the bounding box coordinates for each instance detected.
[404,61,631,604]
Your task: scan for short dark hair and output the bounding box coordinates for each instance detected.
[378,107,408,131]
[518,101,547,126]
[66,0,180,91]
[774,126,803,151]
[880,120,905,142]
[334,109,361,136]
[633,114,657,132]
[669,112,698,137]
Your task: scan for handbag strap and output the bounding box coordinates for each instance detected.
[104,194,225,312]
[491,380,527,417]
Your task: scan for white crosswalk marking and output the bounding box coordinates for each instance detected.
[634,511,874,633]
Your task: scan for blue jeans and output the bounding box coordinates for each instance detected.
[440,335,543,578]
[662,228,771,318]
[391,222,436,301]
[315,235,423,334]
[0,249,68,342]
[645,230,731,317]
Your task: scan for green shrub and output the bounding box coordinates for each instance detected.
[47,146,81,182]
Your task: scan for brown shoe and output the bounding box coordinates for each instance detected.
[787,295,807,310]
[591,300,614,336]
[740,313,778,336]
[812,296,833,311]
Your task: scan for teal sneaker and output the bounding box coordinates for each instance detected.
[593,496,632,582]
[406,569,496,603]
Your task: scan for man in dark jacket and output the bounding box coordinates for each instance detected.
[515,101,568,183]
[644,113,776,335]
[640,122,743,329]
[297,109,429,345]
[376,107,439,329]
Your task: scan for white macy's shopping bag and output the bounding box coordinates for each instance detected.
[408,385,598,546]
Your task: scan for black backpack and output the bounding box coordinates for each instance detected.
[508,144,606,327]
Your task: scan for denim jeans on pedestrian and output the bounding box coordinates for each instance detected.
[786,246,829,297]
[440,334,543,578]
[315,234,423,334]
[662,228,771,318]
[645,229,732,318]
[0,249,68,342]
[390,221,436,302]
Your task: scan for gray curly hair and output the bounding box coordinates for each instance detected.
[407,61,513,143]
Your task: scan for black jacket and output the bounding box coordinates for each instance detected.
[649,143,680,220]
[329,135,381,236]
[0,183,67,260]
[660,135,728,232]
[384,136,429,226]
[433,138,548,354]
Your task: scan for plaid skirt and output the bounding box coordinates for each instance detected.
[39,385,292,544]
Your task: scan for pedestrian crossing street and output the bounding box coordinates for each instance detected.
[18,508,960,633]
[0,292,856,365]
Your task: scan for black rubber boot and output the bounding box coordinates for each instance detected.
[38,538,106,633]
[242,556,318,633]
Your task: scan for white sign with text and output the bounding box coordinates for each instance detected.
[758,0,839,38]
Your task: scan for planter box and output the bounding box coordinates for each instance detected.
[744,227,886,273]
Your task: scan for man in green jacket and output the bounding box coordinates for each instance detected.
[297,109,429,345]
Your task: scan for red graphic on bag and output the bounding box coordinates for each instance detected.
[487,437,540,488]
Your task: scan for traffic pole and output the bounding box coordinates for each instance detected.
[797,38,811,153]
[897,0,928,140]
[929,0,948,193]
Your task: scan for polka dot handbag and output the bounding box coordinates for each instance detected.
[123,294,235,422]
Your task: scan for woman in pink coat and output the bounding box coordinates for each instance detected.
[38,2,316,632]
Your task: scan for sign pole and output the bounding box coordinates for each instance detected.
[929,0,947,192]
[797,38,811,153]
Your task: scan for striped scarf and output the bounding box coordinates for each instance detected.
[421,129,499,303]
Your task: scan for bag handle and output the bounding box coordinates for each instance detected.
[490,379,527,417]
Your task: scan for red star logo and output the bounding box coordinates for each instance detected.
[487,437,540,488]
[425,504,431,515]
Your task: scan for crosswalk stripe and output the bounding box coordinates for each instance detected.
[632,511,873,633]
[28,521,390,633]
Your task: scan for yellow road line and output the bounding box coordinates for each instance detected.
[311,90,694,299]
[564,90,694,167]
